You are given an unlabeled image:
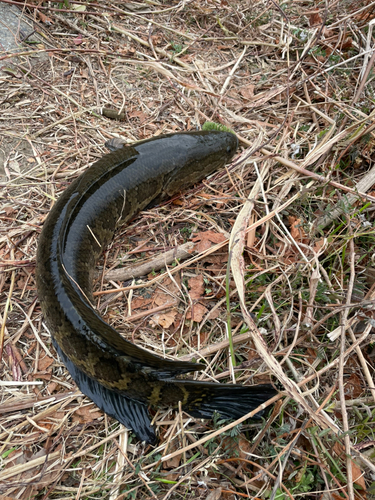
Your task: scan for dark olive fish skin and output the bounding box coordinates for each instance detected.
[36,131,277,444]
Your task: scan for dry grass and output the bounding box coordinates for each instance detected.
[1,0,375,499]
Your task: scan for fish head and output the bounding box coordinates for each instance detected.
[163,130,238,197]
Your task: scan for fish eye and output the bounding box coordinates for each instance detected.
[226,146,231,153]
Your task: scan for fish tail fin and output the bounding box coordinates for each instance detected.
[177,381,277,421]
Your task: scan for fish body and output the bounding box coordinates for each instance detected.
[36,130,277,443]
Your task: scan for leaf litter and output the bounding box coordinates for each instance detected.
[0,0,375,499]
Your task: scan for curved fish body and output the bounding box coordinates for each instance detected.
[36,130,277,443]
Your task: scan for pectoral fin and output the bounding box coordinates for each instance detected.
[53,340,156,444]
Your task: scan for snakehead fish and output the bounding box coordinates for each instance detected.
[36,130,277,444]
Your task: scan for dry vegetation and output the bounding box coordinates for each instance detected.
[1,0,375,498]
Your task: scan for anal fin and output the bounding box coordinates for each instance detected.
[53,340,156,444]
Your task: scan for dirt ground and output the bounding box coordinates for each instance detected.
[1,1,375,499]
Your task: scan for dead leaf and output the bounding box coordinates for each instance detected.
[341,37,354,50]
[38,411,65,429]
[37,11,53,24]
[73,3,86,11]
[222,435,251,460]
[289,216,307,242]
[207,307,220,320]
[351,459,366,492]
[16,276,33,291]
[308,12,322,26]
[203,252,228,266]
[322,27,335,38]
[154,294,176,307]
[179,54,194,63]
[73,34,84,45]
[118,46,136,57]
[150,309,177,328]
[163,441,182,469]
[333,443,366,492]
[313,238,325,254]
[38,353,54,371]
[148,275,180,327]
[162,472,180,481]
[72,405,103,424]
[128,109,148,121]
[131,296,153,311]
[192,230,227,253]
[186,302,208,323]
[4,206,16,216]
[154,275,181,303]
[240,84,255,100]
[305,347,317,365]
[47,381,57,394]
[345,373,363,399]
[188,275,204,300]
[171,198,184,206]
[151,35,162,45]
[8,159,20,173]
[241,86,286,110]
[191,330,210,348]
